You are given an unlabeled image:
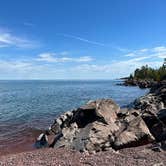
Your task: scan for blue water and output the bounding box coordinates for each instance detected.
[0,80,148,153]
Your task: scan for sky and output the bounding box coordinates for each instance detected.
[0,0,166,79]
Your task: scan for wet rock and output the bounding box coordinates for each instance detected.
[35,133,49,148]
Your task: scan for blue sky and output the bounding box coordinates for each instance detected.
[0,0,166,79]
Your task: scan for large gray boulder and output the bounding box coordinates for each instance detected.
[36,99,154,153]
[113,116,154,149]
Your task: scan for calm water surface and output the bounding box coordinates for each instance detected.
[0,80,148,155]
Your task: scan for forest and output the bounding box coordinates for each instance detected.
[129,58,166,81]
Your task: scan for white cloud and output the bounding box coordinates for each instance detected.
[124,53,136,57]
[153,46,166,52]
[128,56,149,62]
[152,46,166,58]
[0,50,163,79]
[36,53,56,62]
[0,59,67,79]
[139,48,149,52]
[124,46,166,59]
[0,60,34,73]
[156,54,166,58]
[0,30,38,48]
[0,43,165,79]
[36,52,93,63]
[76,56,93,62]
[72,57,149,73]
[71,57,162,78]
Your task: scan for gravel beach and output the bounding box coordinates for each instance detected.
[0,145,165,166]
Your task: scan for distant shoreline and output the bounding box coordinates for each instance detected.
[118,77,165,89]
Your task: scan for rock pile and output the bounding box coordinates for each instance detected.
[36,100,154,153]
[123,79,157,89]
[36,82,166,153]
[133,82,166,144]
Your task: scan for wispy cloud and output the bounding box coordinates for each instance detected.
[113,46,131,52]
[124,53,136,57]
[124,46,166,59]
[36,52,93,63]
[0,59,66,79]
[139,48,149,52]
[0,30,39,48]
[0,42,165,79]
[71,56,162,78]
[153,46,166,52]
[58,33,107,46]
[0,48,163,79]
[58,33,130,52]
[0,60,32,70]
[72,56,150,72]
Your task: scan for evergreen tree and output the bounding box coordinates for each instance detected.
[130,59,166,81]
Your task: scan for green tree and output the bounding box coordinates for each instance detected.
[130,59,166,81]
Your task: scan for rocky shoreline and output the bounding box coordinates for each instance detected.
[0,81,165,166]
[118,78,165,89]
[124,79,156,88]
[35,81,166,154]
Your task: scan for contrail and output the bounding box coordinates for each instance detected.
[57,33,106,46]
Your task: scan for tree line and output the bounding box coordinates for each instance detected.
[129,58,166,81]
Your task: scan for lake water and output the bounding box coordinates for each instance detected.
[0,80,148,155]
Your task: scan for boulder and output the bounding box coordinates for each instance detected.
[133,82,166,142]
[52,99,121,152]
[36,99,155,152]
[35,133,49,148]
[113,116,154,149]
[158,109,166,124]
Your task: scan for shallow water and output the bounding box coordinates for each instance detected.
[0,80,148,155]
